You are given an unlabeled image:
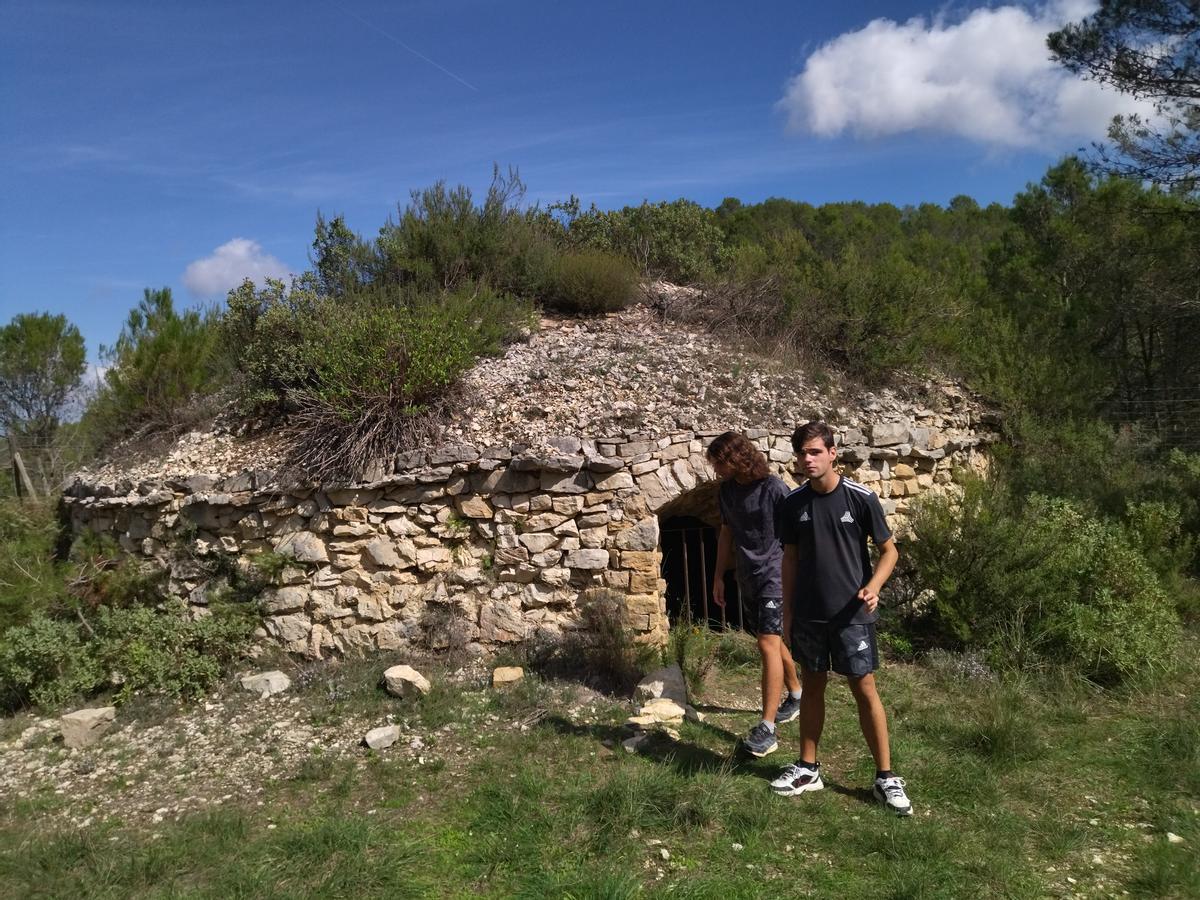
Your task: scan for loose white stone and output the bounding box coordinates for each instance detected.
[364,725,401,750]
[383,664,431,698]
[60,707,116,749]
[638,697,686,723]
[239,671,292,698]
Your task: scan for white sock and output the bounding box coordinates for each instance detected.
[788,689,803,700]
[761,719,776,733]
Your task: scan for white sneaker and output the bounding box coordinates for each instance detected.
[770,762,824,796]
[873,775,913,816]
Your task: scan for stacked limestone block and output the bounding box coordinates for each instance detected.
[62,417,994,660]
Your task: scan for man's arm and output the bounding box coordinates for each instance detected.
[855,537,898,614]
[781,543,798,637]
[712,524,733,608]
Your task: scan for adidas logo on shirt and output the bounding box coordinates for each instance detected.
[840,511,855,523]
[799,510,811,522]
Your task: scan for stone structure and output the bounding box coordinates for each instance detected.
[62,418,993,660]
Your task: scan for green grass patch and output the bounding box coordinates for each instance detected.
[3,635,1197,898]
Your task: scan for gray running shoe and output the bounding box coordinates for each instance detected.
[873,775,913,816]
[742,722,778,757]
[774,694,802,725]
[770,761,824,796]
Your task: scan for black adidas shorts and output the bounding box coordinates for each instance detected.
[791,621,878,677]
[754,596,784,636]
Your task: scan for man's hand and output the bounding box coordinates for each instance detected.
[856,586,879,614]
[712,579,726,608]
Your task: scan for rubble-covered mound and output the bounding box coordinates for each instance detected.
[76,303,988,488]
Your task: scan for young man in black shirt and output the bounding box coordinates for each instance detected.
[770,421,913,816]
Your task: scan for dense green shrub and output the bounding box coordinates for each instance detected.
[0,615,99,710]
[224,280,530,476]
[0,498,68,632]
[84,288,226,446]
[376,166,555,294]
[562,198,729,283]
[311,167,559,300]
[907,478,1180,683]
[94,602,255,702]
[0,602,255,711]
[675,242,963,381]
[537,249,638,314]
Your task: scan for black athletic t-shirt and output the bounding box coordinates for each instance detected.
[718,475,789,599]
[778,477,892,625]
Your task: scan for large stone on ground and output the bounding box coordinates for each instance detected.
[634,697,686,723]
[492,666,525,687]
[364,725,401,749]
[60,706,116,749]
[383,664,431,698]
[239,670,292,697]
[635,664,688,706]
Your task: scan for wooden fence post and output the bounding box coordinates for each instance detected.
[7,435,38,501]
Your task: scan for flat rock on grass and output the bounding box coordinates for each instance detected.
[383,665,430,698]
[60,707,116,749]
[364,725,401,750]
[239,671,291,698]
[492,666,525,687]
[635,665,688,707]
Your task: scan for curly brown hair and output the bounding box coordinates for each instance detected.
[705,431,770,481]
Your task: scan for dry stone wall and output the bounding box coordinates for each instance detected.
[63,417,994,660]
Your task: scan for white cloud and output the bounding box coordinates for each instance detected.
[779,1,1156,149]
[181,238,291,297]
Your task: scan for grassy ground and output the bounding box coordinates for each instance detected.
[1,633,1197,899]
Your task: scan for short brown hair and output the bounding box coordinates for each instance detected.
[791,421,836,453]
[706,431,770,481]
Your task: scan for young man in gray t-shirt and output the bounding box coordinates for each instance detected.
[770,421,913,816]
[707,431,803,759]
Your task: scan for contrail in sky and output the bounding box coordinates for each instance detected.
[343,8,480,92]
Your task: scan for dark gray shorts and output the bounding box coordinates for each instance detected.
[791,621,878,677]
[754,596,783,636]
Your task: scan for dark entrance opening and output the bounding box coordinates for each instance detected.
[657,482,752,632]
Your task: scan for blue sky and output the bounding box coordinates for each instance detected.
[1,1,1133,358]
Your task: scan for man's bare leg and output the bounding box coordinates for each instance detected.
[758,634,785,722]
[847,673,891,771]
[798,668,828,763]
[780,640,801,696]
